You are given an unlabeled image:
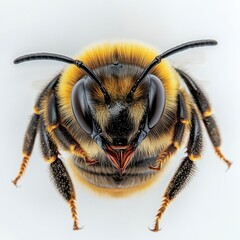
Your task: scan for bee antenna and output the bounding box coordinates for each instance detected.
[14,53,111,104]
[126,39,218,102]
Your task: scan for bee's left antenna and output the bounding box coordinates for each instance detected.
[14,53,111,104]
[127,39,218,102]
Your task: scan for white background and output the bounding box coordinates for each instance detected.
[0,0,239,239]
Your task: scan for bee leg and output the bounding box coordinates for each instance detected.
[150,109,201,232]
[149,92,189,170]
[149,157,196,232]
[50,160,80,231]
[46,92,97,165]
[39,116,80,230]
[12,113,39,186]
[12,75,60,186]
[176,68,231,168]
[203,116,232,168]
[52,124,97,165]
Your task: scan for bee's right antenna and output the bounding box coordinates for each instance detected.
[126,39,218,103]
[14,53,111,104]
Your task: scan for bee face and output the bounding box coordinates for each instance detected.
[72,64,154,173]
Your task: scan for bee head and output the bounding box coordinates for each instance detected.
[71,64,165,174]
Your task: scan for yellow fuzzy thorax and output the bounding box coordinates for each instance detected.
[57,42,180,156]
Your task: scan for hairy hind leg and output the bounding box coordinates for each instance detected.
[176,68,231,168]
[12,75,60,186]
[150,108,202,232]
[39,117,80,230]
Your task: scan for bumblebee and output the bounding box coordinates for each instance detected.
[13,39,231,231]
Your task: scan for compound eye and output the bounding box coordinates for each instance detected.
[71,79,92,134]
[148,75,166,129]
